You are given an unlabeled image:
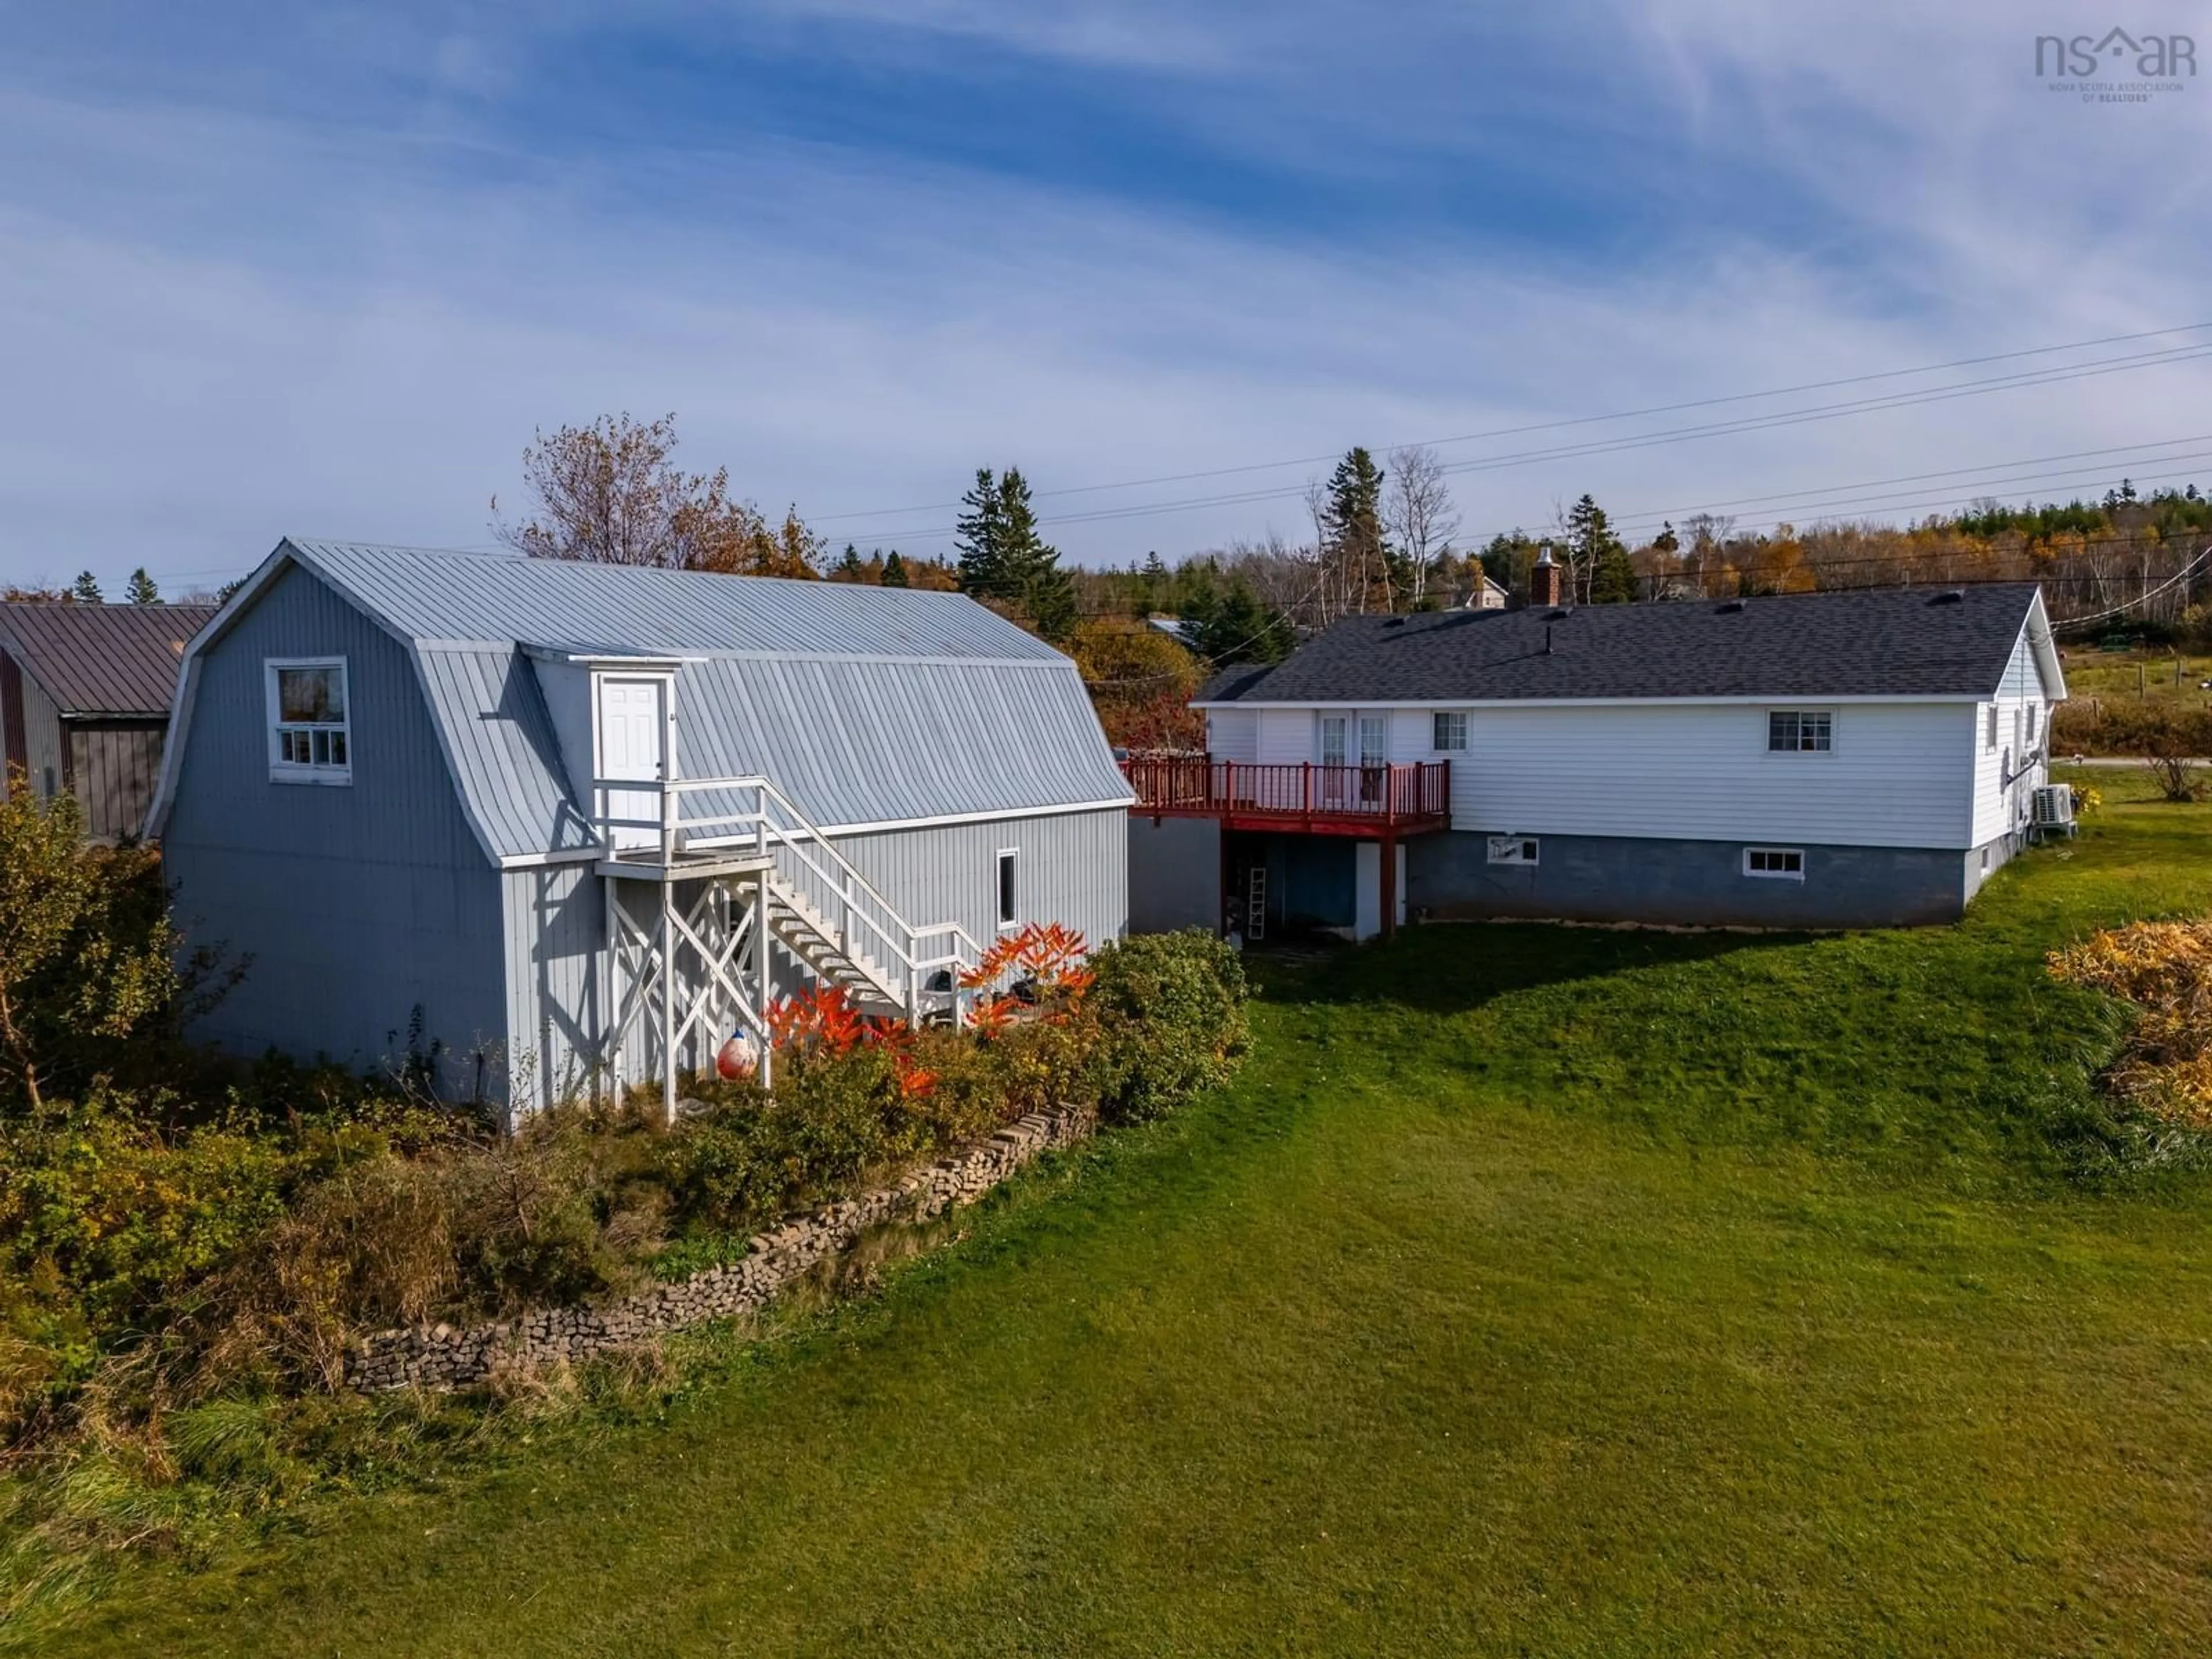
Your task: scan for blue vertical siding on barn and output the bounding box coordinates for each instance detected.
[161,565,507,1089]
[821,806,1129,960]
[500,808,1131,1107]
[501,862,607,1114]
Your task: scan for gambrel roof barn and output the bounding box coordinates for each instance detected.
[151,540,1131,1116]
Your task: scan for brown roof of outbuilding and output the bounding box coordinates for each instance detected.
[0,603,218,717]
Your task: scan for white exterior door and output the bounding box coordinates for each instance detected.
[597,677,666,850]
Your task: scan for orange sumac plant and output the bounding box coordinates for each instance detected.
[762,984,937,1097]
[959,923,1093,1031]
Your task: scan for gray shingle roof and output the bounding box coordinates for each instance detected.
[0,602,217,716]
[1198,585,2048,704]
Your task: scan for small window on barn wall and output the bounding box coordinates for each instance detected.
[1433,711,1468,751]
[996,848,1018,929]
[266,658,351,784]
[1767,710,1832,753]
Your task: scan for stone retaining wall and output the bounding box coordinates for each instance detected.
[345,1104,1096,1393]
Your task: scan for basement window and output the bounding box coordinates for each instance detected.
[1743,846,1805,880]
[1486,835,1539,865]
[1433,711,1468,752]
[1767,710,1833,753]
[997,849,1018,929]
[267,658,351,784]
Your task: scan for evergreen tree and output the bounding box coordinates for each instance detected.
[1188,579,1290,666]
[1319,448,1395,612]
[69,571,102,604]
[125,567,160,605]
[953,465,1077,643]
[881,551,910,588]
[832,543,866,583]
[1566,494,1635,604]
[953,468,1008,595]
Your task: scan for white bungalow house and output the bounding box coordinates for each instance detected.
[148,540,1132,1117]
[1126,571,2066,938]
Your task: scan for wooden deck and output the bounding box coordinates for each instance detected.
[1122,757,1450,836]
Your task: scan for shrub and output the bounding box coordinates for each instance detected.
[0,782,198,1113]
[2051,702,2212,801]
[1085,930,1249,1122]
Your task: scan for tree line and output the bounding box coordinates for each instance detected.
[488,413,2212,752]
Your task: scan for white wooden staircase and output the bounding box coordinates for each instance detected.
[594,770,979,1116]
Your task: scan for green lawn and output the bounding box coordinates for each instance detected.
[36,783,2212,1656]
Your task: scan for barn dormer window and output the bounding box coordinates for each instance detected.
[1767,710,1832,753]
[267,658,351,784]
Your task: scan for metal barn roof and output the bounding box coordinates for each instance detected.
[1198,584,2059,705]
[0,601,217,716]
[162,540,1131,865]
[290,540,1067,662]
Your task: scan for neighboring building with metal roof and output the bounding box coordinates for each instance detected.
[0,600,216,839]
[1130,582,2067,935]
[149,539,1132,1116]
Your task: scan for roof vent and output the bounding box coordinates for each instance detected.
[1545,608,1571,622]
[1384,616,1407,628]
[1715,599,1747,615]
[1930,589,1965,605]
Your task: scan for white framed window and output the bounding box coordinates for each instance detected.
[1767,710,1832,753]
[1985,704,1999,749]
[1319,715,1347,768]
[266,658,351,784]
[1433,711,1468,752]
[2028,702,2040,742]
[1743,846,1804,880]
[1487,835,1539,865]
[996,848,1018,929]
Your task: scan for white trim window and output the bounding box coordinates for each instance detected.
[1319,715,1347,768]
[996,847,1018,929]
[1433,711,1468,752]
[1985,704,2000,750]
[1767,710,1833,753]
[1486,834,1539,865]
[267,658,351,784]
[1743,846,1805,880]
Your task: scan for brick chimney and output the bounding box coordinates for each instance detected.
[1529,546,1564,608]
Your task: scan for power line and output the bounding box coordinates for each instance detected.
[852,340,2212,544]
[810,320,2212,524]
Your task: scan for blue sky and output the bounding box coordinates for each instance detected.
[4,3,2210,593]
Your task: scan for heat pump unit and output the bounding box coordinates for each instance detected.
[2031,783,2076,837]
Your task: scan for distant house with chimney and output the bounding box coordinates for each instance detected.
[1124,552,2066,937]
[0,601,215,839]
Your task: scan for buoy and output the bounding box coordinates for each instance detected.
[716,1033,757,1081]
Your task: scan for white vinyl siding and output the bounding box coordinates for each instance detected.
[1255,707,1312,764]
[1304,700,1980,849]
[1970,626,2052,845]
[1207,708,1259,762]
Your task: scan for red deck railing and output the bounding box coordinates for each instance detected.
[1121,757,1450,836]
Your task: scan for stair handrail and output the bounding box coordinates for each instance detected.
[602,773,982,1013]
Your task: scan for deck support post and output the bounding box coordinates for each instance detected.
[1380,831,1398,941]
[660,883,677,1124]
[602,877,619,1107]
[753,866,774,1092]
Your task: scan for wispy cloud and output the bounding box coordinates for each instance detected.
[1,2,2209,591]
